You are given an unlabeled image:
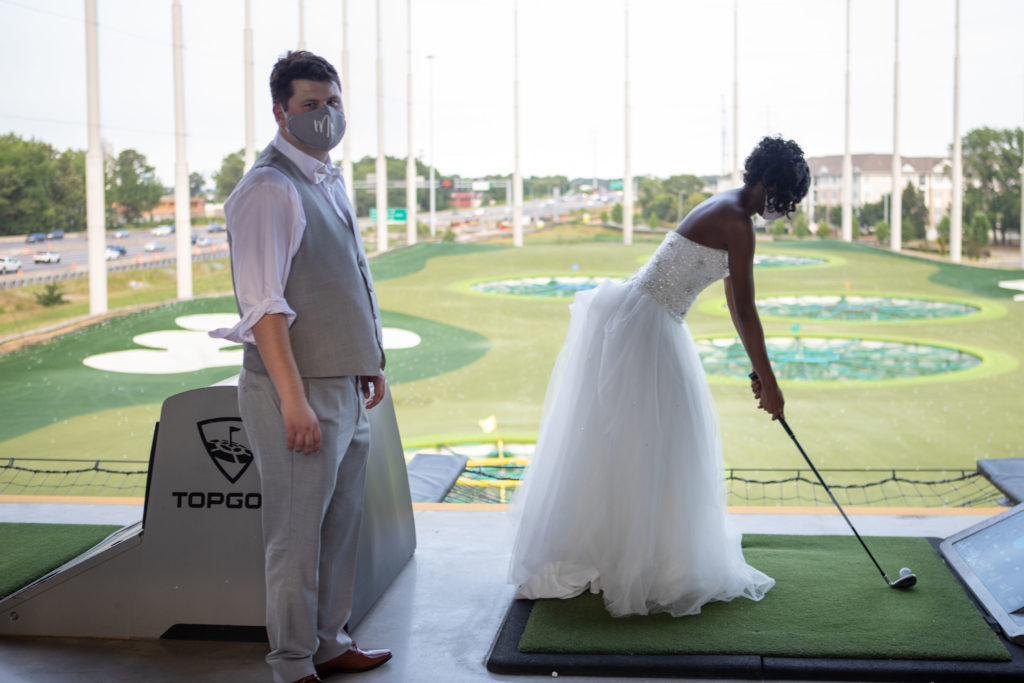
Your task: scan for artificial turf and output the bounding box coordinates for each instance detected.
[518,534,1011,662]
[0,522,121,597]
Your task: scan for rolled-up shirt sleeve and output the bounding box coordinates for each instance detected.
[209,167,305,343]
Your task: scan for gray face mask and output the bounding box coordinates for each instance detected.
[762,192,785,222]
[285,104,346,151]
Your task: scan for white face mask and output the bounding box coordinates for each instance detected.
[762,191,785,222]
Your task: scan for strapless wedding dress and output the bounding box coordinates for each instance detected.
[508,231,774,617]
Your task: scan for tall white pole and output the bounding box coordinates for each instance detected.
[950,0,963,263]
[622,0,633,246]
[84,0,107,315]
[406,0,417,246]
[375,0,388,252]
[890,0,902,252]
[841,0,853,242]
[341,0,353,199]
[731,0,741,189]
[172,1,191,299]
[512,0,524,247]
[298,0,305,50]
[243,0,255,172]
[428,55,436,238]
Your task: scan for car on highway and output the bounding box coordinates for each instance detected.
[195,236,213,247]
[206,222,226,233]
[104,247,124,260]
[107,244,127,255]
[143,241,166,252]
[26,232,46,243]
[112,229,131,239]
[151,225,174,236]
[1,256,23,273]
[33,251,61,264]
[46,229,65,239]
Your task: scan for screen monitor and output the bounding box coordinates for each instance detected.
[940,502,1024,645]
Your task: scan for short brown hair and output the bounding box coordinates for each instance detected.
[269,51,340,109]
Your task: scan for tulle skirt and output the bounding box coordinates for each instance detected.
[508,279,774,617]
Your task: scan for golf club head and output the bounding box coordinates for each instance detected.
[888,571,917,589]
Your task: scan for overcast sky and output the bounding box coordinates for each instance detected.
[2,0,1023,187]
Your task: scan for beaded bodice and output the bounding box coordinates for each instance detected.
[632,231,730,322]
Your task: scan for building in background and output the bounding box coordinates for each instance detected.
[808,154,952,238]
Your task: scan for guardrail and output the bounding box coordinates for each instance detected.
[0,250,228,290]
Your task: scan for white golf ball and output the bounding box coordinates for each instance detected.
[899,567,912,577]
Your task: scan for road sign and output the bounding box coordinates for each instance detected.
[369,208,408,222]
[609,181,623,190]
[471,181,491,191]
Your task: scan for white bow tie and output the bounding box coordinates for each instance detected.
[315,164,342,184]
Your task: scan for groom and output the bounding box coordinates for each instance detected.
[213,50,390,683]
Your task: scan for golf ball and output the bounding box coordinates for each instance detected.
[899,567,912,577]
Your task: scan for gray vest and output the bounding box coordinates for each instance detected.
[236,145,385,378]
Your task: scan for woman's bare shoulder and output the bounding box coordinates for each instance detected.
[677,190,752,248]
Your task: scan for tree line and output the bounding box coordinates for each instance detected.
[0,133,212,235]
[3,126,1020,244]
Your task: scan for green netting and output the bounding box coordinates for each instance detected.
[0,453,1003,508]
[696,336,982,381]
[756,295,979,321]
[0,459,148,497]
[430,445,1003,507]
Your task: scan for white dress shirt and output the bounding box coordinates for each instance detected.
[210,132,359,344]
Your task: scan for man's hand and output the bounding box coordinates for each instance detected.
[282,395,321,455]
[361,372,387,409]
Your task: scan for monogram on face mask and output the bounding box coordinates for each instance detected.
[285,104,346,151]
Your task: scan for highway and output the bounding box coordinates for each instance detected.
[0,193,623,281]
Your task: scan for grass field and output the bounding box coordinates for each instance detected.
[1,228,1022,498]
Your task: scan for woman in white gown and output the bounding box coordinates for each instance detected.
[508,137,811,618]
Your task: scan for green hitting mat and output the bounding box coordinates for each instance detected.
[0,523,121,598]
[489,535,1019,681]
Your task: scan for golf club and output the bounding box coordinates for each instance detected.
[749,371,917,590]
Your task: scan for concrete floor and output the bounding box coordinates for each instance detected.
[0,503,1004,683]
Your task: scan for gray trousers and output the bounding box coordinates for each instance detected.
[239,369,370,683]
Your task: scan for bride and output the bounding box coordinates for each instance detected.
[508,136,810,618]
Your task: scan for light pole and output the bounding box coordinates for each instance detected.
[842,0,853,242]
[341,0,353,197]
[891,0,902,252]
[950,0,963,263]
[512,0,523,247]
[731,0,740,189]
[427,54,436,238]
[172,0,191,300]
[622,0,633,246]
[406,0,417,246]
[375,0,388,252]
[85,0,107,315]
[244,0,254,173]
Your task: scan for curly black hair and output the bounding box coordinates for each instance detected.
[269,51,340,110]
[743,136,810,217]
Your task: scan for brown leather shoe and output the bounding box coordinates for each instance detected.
[315,643,392,677]
[292,676,322,683]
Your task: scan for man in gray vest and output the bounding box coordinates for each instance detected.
[212,51,391,683]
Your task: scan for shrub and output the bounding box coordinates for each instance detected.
[34,282,67,307]
[816,222,832,239]
[793,213,810,237]
[874,220,890,245]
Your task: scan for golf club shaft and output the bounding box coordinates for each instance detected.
[748,371,891,582]
[777,418,890,581]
